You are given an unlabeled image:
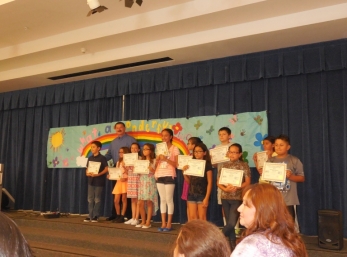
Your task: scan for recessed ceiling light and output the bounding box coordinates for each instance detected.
[0,0,15,6]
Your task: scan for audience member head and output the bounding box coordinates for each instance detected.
[0,212,33,257]
[174,220,231,257]
[238,183,307,257]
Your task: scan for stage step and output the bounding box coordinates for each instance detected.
[14,216,178,257]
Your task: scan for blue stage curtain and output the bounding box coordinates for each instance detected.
[1,39,347,236]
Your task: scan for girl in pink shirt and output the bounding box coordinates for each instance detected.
[155,128,179,232]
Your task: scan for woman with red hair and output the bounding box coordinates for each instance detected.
[232,183,307,257]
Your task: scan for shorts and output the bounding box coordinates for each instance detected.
[112,180,127,194]
[187,194,205,204]
[156,176,175,185]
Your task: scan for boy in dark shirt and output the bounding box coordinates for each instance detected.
[85,141,108,222]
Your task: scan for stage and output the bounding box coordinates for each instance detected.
[3,210,347,257]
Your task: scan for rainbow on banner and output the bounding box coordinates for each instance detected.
[81,131,190,158]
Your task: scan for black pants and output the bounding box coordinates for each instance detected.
[287,205,295,221]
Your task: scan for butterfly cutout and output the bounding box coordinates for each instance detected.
[194,120,202,130]
[230,115,238,124]
[254,115,263,125]
[206,125,214,135]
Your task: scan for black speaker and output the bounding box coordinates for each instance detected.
[318,209,343,250]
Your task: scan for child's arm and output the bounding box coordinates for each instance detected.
[202,170,213,207]
[286,171,305,182]
[287,157,305,182]
[182,165,190,183]
[240,176,251,189]
[157,154,178,168]
[92,166,108,177]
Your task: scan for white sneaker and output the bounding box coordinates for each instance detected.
[124,218,134,225]
[135,224,143,228]
[131,219,139,225]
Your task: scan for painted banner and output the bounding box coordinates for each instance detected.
[47,111,268,168]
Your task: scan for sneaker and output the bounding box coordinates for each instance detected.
[124,218,134,225]
[83,218,91,222]
[130,219,139,225]
[91,217,98,223]
[106,216,116,221]
[142,225,151,229]
[113,215,124,223]
[135,224,143,228]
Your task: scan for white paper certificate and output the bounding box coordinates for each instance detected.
[184,159,206,177]
[88,161,101,174]
[123,153,138,166]
[256,151,268,168]
[210,146,229,164]
[219,168,244,187]
[262,162,286,183]
[177,155,193,169]
[108,167,122,180]
[156,142,169,156]
[133,160,150,174]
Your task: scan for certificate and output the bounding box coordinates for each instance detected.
[177,155,193,169]
[219,168,244,187]
[256,151,268,168]
[261,162,286,183]
[88,161,101,174]
[123,153,138,166]
[133,160,150,174]
[108,167,122,180]
[184,159,206,177]
[156,142,169,156]
[210,145,229,164]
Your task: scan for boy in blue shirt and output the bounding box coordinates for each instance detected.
[85,141,108,222]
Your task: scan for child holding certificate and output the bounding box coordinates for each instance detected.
[137,143,159,228]
[124,143,141,226]
[182,143,212,221]
[155,128,179,232]
[267,134,305,222]
[182,137,202,221]
[252,135,276,183]
[217,143,251,251]
[112,147,130,223]
[85,141,108,222]
[214,127,232,225]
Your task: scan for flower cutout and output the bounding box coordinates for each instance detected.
[63,158,69,167]
[253,133,268,150]
[172,122,183,135]
[52,157,60,167]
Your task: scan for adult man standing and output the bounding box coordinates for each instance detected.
[105,122,136,221]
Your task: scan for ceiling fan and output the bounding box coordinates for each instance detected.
[87,0,108,17]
